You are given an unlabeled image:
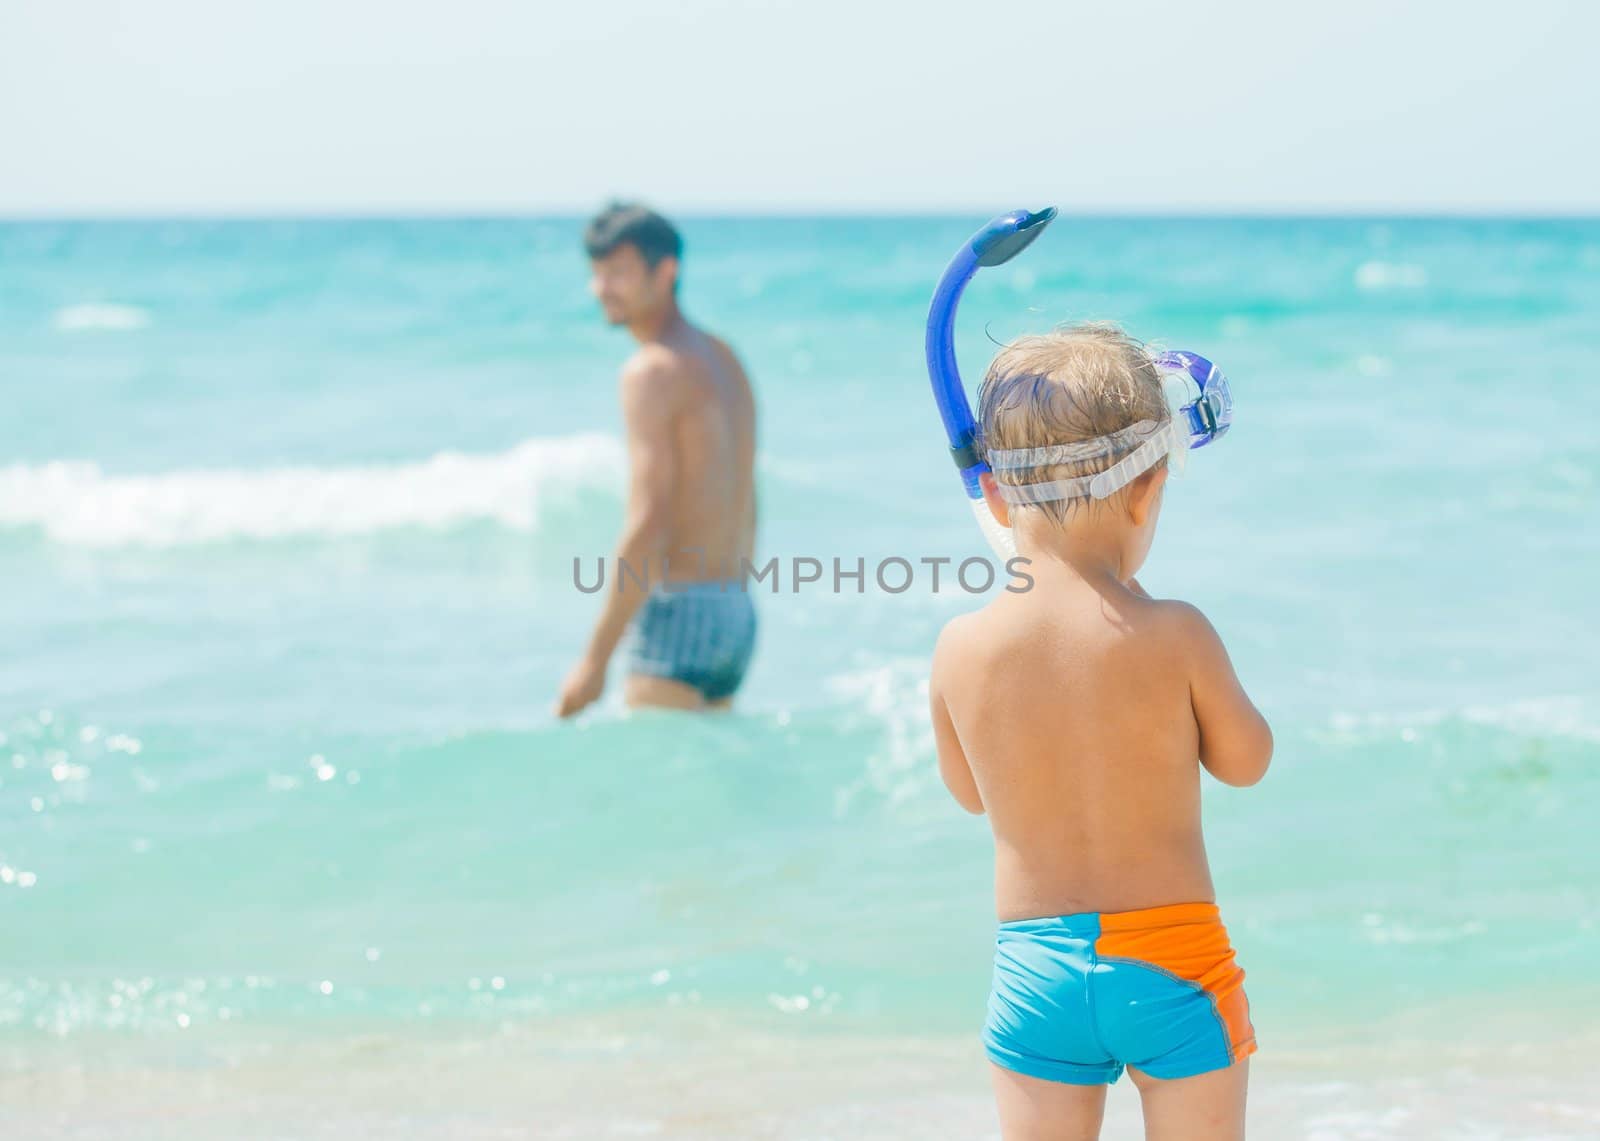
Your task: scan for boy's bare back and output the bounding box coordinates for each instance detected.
[932,564,1269,922]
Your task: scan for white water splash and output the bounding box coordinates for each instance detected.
[0,433,623,548]
[52,303,151,332]
[1354,260,1428,290]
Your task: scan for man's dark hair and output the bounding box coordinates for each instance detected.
[583,202,683,268]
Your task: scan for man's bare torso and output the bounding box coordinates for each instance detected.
[629,327,756,584]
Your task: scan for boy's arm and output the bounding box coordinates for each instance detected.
[1173,603,1273,787]
[930,627,985,815]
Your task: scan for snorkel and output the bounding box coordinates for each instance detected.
[923,207,1234,559]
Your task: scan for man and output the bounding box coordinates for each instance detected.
[555,203,758,717]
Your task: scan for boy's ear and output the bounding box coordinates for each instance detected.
[979,469,1012,528]
[1127,464,1168,526]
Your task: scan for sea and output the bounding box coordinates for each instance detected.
[2,215,1597,1139]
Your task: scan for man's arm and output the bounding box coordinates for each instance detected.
[554,354,680,716]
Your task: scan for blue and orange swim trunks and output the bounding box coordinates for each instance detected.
[984,901,1256,1084]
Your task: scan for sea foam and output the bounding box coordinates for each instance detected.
[52,303,151,332]
[0,434,622,548]
[1354,260,1429,290]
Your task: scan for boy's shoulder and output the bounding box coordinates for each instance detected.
[1135,592,1206,625]
[932,607,983,659]
[1111,593,1217,665]
[933,590,1215,672]
[1140,595,1218,650]
[930,606,993,688]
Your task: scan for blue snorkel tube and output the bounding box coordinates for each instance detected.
[925,208,1059,559]
[925,207,1234,559]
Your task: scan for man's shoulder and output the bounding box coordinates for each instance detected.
[619,345,697,414]
[620,343,687,384]
[700,330,736,360]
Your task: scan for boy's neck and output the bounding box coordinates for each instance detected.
[1011,511,1130,586]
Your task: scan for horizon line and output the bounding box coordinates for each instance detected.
[3,204,1600,225]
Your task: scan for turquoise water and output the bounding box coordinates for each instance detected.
[2,218,1598,1122]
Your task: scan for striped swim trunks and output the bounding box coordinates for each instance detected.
[626,580,757,702]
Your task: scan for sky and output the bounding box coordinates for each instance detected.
[2,0,1597,217]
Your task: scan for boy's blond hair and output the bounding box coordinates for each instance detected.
[976,322,1168,523]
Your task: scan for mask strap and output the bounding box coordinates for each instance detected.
[993,421,1177,504]
[1086,422,1177,498]
[987,420,1160,471]
[996,472,1100,504]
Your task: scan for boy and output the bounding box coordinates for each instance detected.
[929,324,1273,1140]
